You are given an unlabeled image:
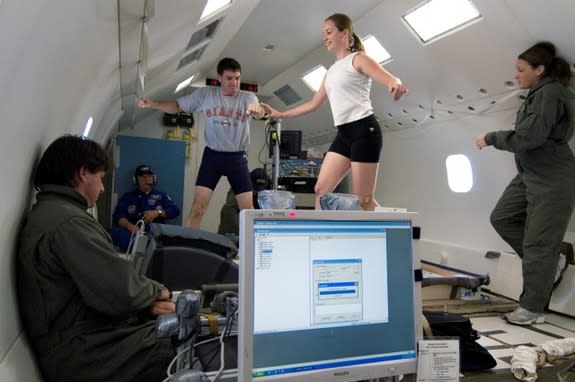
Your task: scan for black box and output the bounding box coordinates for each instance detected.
[278,176,317,193]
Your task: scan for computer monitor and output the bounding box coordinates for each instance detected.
[238,209,421,382]
[269,130,302,159]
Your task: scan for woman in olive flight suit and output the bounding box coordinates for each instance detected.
[476,41,575,325]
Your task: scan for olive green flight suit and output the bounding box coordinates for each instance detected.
[17,185,173,382]
[485,77,575,313]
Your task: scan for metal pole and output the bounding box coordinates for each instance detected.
[272,119,282,190]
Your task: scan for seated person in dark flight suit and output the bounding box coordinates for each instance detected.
[17,135,176,382]
[218,167,269,236]
[111,164,180,251]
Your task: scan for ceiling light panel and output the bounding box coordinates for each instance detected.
[403,0,481,44]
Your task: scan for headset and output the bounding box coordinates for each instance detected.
[131,166,157,185]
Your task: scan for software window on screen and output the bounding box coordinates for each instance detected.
[252,221,389,334]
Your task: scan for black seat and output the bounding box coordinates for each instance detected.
[146,246,238,290]
[143,223,239,290]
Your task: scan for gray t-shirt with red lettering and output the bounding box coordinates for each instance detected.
[177,87,258,152]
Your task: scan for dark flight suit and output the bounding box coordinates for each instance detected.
[217,168,268,236]
[17,185,173,382]
[485,77,575,313]
[218,188,242,236]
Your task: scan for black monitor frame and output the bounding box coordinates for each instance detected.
[269,130,302,159]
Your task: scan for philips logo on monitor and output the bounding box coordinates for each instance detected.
[333,370,350,377]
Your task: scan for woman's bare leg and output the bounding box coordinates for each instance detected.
[314,152,351,209]
[350,161,380,210]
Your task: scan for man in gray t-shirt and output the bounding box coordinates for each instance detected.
[139,58,265,228]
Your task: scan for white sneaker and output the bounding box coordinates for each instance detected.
[504,307,544,325]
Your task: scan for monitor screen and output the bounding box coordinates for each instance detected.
[269,130,302,159]
[238,210,421,382]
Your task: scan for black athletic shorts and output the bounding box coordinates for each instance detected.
[196,147,252,194]
[328,114,383,163]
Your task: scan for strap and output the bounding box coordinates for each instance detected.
[200,313,220,335]
[421,313,434,338]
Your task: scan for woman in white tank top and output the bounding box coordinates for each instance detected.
[262,13,408,210]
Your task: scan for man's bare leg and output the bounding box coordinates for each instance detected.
[184,186,213,228]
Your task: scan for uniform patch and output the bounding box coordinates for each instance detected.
[128,205,137,214]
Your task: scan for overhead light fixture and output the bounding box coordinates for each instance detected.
[362,35,392,64]
[175,74,198,93]
[403,0,481,44]
[200,0,231,20]
[302,65,327,92]
[82,117,93,138]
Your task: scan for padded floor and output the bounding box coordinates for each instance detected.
[403,310,575,381]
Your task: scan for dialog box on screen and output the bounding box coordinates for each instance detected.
[312,259,363,325]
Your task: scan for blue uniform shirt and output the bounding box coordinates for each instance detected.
[113,188,180,225]
[111,188,180,251]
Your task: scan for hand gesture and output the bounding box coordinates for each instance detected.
[260,103,281,119]
[247,103,266,119]
[138,97,153,109]
[389,79,408,101]
[475,134,487,150]
[149,289,175,316]
[141,210,160,224]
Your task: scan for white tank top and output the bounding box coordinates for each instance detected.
[324,52,373,126]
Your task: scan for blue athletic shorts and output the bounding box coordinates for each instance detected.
[196,147,252,194]
[328,114,383,163]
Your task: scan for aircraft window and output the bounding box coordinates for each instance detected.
[302,65,327,92]
[446,154,473,193]
[362,35,391,65]
[200,0,231,20]
[82,117,93,138]
[402,0,481,44]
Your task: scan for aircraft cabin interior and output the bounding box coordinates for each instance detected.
[2,0,575,381]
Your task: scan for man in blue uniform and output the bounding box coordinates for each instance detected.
[111,164,180,251]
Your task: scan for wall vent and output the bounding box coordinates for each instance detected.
[274,84,303,106]
[186,18,222,51]
[178,45,207,70]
